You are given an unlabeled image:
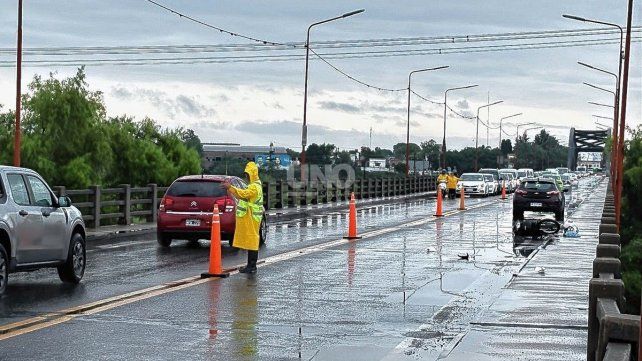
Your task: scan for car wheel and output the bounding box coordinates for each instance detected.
[57,233,86,284]
[157,232,172,247]
[555,210,565,222]
[0,243,8,295]
[513,209,524,220]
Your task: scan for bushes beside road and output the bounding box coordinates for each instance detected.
[0,68,201,188]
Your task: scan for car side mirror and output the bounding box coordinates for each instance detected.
[58,196,72,207]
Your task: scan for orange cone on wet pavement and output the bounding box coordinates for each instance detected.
[344,192,361,240]
[201,207,229,278]
[459,187,466,210]
[435,187,444,217]
[501,181,507,200]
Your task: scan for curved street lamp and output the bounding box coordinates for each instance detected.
[474,100,503,170]
[441,84,478,168]
[405,65,449,175]
[300,9,365,180]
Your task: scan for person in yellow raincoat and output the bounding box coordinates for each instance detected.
[446,172,459,199]
[223,162,263,274]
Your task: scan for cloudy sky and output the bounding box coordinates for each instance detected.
[0,1,640,152]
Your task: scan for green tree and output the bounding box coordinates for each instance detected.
[500,139,513,156]
[305,143,335,165]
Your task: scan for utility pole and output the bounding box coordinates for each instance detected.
[14,0,23,167]
[615,0,634,229]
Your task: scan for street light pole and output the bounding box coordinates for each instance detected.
[499,113,522,148]
[579,62,620,182]
[441,84,478,169]
[301,9,364,181]
[588,101,615,109]
[474,100,503,170]
[615,0,634,229]
[564,14,624,190]
[405,65,449,176]
[14,0,23,167]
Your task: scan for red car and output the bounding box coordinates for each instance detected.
[157,175,266,247]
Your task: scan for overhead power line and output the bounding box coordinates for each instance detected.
[309,48,406,92]
[1,26,638,56]
[3,36,639,67]
[144,0,289,47]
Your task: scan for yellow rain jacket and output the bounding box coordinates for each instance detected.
[446,175,459,189]
[228,162,263,251]
[437,174,448,184]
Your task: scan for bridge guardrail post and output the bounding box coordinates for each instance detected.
[588,278,625,361]
[148,183,158,223]
[120,184,132,225]
[91,185,101,228]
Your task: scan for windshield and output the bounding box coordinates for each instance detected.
[521,181,557,192]
[517,171,527,177]
[483,175,493,181]
[167,180,227,198]
[501,173,513,179]
[461,174,483,181]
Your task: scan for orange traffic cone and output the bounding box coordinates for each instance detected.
[501,181,507,200]
[201,207,229,278]
[459,187,466,210]
[435,187,444,217]
[344,192,362,240]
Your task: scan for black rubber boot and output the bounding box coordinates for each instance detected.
[239,250,258,274]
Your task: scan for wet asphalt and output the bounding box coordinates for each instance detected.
[0,180,599,360]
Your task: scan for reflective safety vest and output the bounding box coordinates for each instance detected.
[236,180,264,223]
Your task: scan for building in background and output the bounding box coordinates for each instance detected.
[202,143,290,170]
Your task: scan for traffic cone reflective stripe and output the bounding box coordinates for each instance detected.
[344,192,362,240]
[501,181,507,200]
[435,187,443,217]
[201,207,229,278]
[459,187,466,210]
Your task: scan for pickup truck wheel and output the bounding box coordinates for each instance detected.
[58,233,86,284]
[0,243,8,295]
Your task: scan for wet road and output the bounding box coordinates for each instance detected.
[0,179,600,360]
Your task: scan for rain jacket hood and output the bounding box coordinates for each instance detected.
[244,162,260,183]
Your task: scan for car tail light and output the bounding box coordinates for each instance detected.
[546,190,559,196]
[515,189,527,195]
[159,197,174,211]
[215,197,235,212]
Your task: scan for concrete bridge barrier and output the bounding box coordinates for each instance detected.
[587,188,641,361]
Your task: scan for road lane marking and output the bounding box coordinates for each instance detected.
[0,199,497,341]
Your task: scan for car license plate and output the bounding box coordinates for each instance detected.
[185,219,201,227]
[531,202,543,207]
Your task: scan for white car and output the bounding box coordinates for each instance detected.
[484,174,499,195]
[457,173,494,197]
[501,172,519,192]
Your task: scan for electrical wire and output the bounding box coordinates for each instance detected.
[2,36,640,67]
[309,48,406,92]
[144,0,289,47]
[2,26,638,56]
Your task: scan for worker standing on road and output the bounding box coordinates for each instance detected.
[446,171,459,199]
[437,169,448,186]
[223,162,263,274]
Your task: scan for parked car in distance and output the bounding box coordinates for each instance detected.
[478,168,503,194]
[0,166,86,295]
[556,167,570,176]
[499,169,520,186]
[483,174,499,195]
[541,172,565,193]
[457,173,494,197]
[559,174,573,192]
[545,168,560,175]
[518,168,535,179]
[157,175,267,248]
[513,178,565,221]
[501,172,518,193]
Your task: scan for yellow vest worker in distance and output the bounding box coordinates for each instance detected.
[223,162,263,274]
[446,172,459,199]
[437,171,448,185]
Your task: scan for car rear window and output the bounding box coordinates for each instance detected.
[167,181,226,198]
[521,181,556,192]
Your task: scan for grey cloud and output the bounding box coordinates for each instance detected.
[110,86,216,118]
[318,101,360,114]
[456,99,470,109]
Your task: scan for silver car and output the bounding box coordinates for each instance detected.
[0,166,86,294]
